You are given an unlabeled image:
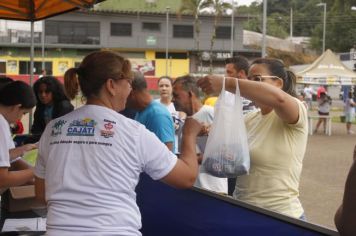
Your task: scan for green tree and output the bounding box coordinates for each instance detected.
[177,0,211,72]
[205,0,231,72]
[238,2,262,33]
[267,13,290,38]
[311,0,356,52]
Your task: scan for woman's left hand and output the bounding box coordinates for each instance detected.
[197,75,224,96]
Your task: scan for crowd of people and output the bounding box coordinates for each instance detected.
[0,51,355,235]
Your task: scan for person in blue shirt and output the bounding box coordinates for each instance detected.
[126,71,175,151]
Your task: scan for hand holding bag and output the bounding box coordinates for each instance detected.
[202,78,250,178]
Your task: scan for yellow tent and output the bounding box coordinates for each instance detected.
[297,49,356,85]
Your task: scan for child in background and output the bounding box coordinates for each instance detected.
[314,92,332,134]
[0,81,37,189]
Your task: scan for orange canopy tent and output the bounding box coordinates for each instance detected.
[0,0,104,21]
[0,0,105,128]
[0,0,106,85]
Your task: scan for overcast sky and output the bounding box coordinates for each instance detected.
[234,0,262,6]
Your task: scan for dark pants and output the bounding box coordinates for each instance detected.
[228,178,236,196]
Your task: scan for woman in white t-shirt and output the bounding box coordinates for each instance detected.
[198,58,308,220]
[156,76,176,113]
[156,76,185,154]
[0,80,37,189]
[314,92,332,134]
[34,51,202,236]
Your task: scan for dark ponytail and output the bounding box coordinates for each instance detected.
[251,58,297,97]
[0,81,36,109]
[284,70,297,98]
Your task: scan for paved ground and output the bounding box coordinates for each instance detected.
[299,115,355,230]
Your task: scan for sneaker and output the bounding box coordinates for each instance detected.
[347,130,355,135]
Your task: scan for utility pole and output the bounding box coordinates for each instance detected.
[290,8,293,39]
[41,20,45,70]
[262,0,267,57]
[316,3,326,52]
[230,0,234,56]
[165,6,170,76]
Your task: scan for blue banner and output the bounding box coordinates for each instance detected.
[136,174,337,236]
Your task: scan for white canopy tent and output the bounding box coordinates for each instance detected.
[296,49,356,85]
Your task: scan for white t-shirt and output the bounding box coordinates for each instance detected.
[155,99,176,114]
[0,114,13,168]
[34,105,177,236]
[303,87,314,100]
[192,105,228,194]
[318,97,331,113]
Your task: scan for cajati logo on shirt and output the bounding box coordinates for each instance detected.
[101,121,115,138]
[104,122,113,130]
[51,119,67,137]
[67,118,97,136]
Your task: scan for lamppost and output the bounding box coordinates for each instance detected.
[290,8,293,39]
[41,20,45,71]
[165,6,170,76]
[230,0,234,56]
[261,0,267,58]
[316,2,326,52]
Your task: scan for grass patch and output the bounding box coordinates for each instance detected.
[331,116,356,124]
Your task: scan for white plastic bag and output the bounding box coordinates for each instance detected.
[202,78,250,178]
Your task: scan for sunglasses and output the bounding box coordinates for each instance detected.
[248,75,283,82]
[125,78,133,86]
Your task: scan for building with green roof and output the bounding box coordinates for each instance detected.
[0,1,260,79]
[94,0,181,14]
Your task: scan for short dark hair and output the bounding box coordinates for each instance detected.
[131,71,147,91]
[0,76,14,90]
[0,81,36,109]
[225,56,250,74]
[173,75,200,97]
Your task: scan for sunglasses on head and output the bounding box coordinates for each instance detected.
[248,75,283,82]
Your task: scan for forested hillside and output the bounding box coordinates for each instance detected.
[238,0,356,53]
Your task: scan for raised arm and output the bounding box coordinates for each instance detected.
[161,118,202,188]
[197,76,299,124]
